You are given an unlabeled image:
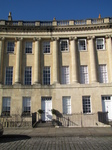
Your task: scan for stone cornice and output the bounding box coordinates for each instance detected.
[0,22,112,33]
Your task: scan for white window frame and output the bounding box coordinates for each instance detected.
[96,38,105,50]
[43,41,50,54]
[22,97,31,114]
[78,39,87,51]
[80,65,89,84]
[7,41,14,53]
[62,96,71,114]
[2,97,11,115]
[60,39,69,52]
[61,66,70,84]
[25,42,32,53]
[43,67,50,85]
[102,96,111,112]
[82,96,91,114]
[5,67,13,85]
[24,67,32,85]
[99,64,108,83]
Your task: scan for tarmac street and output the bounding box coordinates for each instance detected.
[0,127,112,150]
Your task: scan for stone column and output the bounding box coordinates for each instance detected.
[70,37,78,83]
[0,37,4,84]
[34,38,40,84]
[15,38,22,84]
[107,35,112,82]
[53,38,59,84]
[89,36,97,83]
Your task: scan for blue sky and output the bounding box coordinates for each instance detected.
[0,0,112,21]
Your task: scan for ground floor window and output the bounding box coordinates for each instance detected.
[62,96,71,114]
[82,96,91,114]
[22,97,31,116]
[2,97,11,116]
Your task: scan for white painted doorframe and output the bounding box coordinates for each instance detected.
[102,96,112,120]
[41,97,52,121]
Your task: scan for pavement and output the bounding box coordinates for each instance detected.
[1,127,112,150]
[3,127,112,137]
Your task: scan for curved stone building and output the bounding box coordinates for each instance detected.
[0,13,112,127]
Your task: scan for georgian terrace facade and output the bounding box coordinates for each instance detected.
[0,14,112,127]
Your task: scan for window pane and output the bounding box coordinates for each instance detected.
[5,67,13,85]
[23,97,31,113]
[2,97,11,113]
[61,66,70,84]
[63,97,71,114]
[78,39,86,50]
[25,67,32,85]
[43,41,50,53]
[7,42,14,53]
[99,65,108,83]
[25,42,32,53]
[80,66,89,84]
[83,96,91,114]
[97,38,105,50]
[60,40,69,51]
[43,67,50,85]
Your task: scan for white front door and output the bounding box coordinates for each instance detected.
[41,97,52,121]
[102,96,112,120]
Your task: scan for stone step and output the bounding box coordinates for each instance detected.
[108,121,112,126]
[35,121,54,128]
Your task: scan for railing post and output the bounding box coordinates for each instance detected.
[81,112,83,127]
[67,117,69,126]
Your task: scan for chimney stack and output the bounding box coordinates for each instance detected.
[98,14,101,19]
[8,12,12,21]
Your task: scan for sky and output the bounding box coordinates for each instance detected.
[0,0,112,21]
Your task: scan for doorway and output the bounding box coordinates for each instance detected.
[41,97,52,121]
[102,96,112,120]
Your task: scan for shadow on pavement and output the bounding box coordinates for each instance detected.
[0,135,31,143]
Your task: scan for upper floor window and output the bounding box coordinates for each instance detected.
[82,96,91,114]
[60,39,69,51]
[43,67,50,85]
[2,97,11,116]
[80,65,89,84]
[5,67,13,85]
[96,38,105,50]
[63,96,71,114]
[61,66,70,84]
[25,67,32,85]
[25,42,32,53]
[7,42,14,53]
[78,39,87,51]
[43,41,50,53]
[99,64,108,83]
[22,97,31,116]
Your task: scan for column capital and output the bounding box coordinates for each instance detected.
[33,37,41,41]
[15,37,23,41]
[0,37,5,41]
[69,37,77,40]
[51,37,59,41]
[87,36,95,40]
[105,35,112,39]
